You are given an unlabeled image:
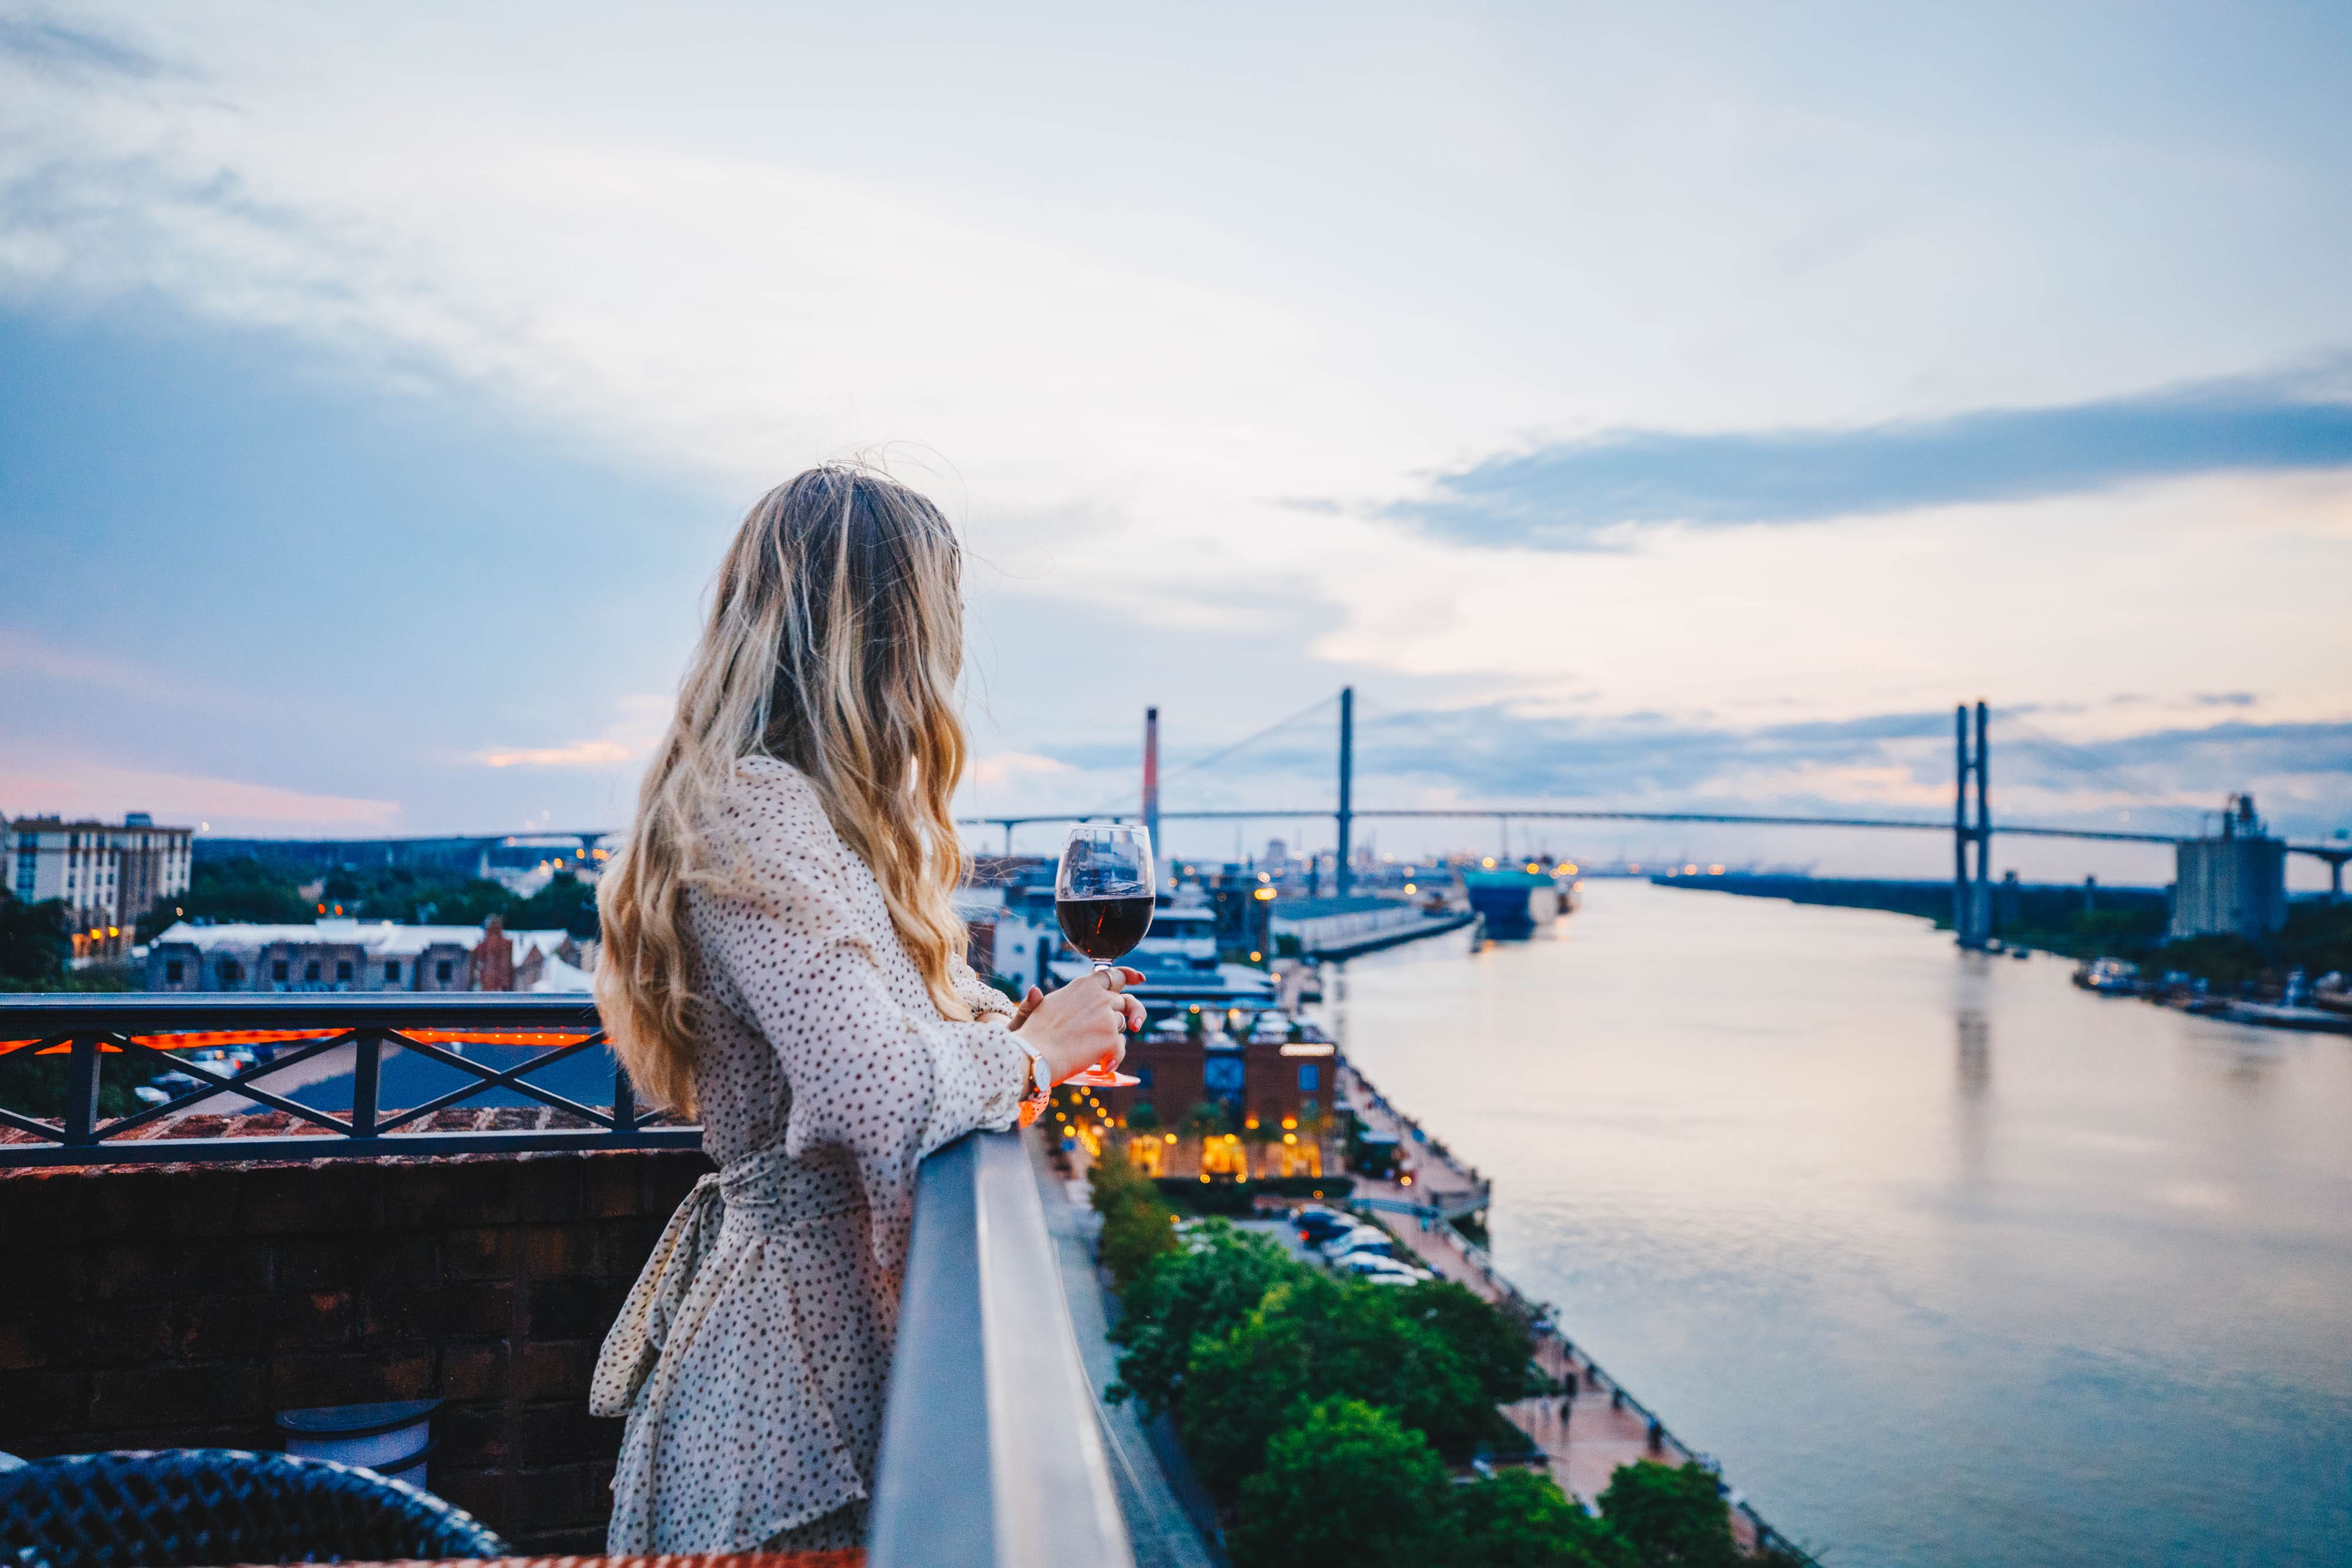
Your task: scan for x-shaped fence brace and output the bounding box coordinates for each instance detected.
[0,1014,701,1165]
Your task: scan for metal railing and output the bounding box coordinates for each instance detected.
[2,993,1138,1567]
[0,993,701,1165]
[870,1129,1134,1568]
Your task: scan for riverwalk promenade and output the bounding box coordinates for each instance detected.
[1339,1062,1795,1559]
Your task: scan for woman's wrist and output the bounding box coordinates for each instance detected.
[1014,1037,1052,1099]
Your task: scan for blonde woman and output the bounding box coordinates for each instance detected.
[587,467,1141,1552]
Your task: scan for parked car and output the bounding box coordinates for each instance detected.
[1321,1227,1398,1263]
[1336,1252,1434,1284]
[1292,1205,1352,1245]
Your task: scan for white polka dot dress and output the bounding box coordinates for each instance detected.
[593,757,1027,1552]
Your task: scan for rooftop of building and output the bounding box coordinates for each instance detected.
[7,812,194,833]
[1266,894,1418,919]
[149,919,579,959]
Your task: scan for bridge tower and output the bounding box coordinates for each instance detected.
[1335,686,1355,900]
[1954,701,1992,947]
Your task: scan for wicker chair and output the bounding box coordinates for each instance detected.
[0,1449,508,1568]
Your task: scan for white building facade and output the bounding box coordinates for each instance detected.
[6,813,194,962]
[144,919,591,993]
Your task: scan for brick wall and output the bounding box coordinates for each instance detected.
[0,1140,710,1550]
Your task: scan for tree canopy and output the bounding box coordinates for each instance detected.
[1451,1467,1637,1568]
[0,891,67,984]
[1089,1145,1181,1288]
[1402,1278,1542,1403]
[1226,1398,1454,1568]
[133,858,605,941]
[1108,1217,1302,1415]
[1596,1460,1743,1568]
[1179,1270,1493,1499]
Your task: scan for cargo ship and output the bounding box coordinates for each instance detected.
[1461,866,1576,940]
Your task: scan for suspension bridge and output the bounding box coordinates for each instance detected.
[955,690,2352,945]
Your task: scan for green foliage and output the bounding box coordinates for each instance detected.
[1178,1099,1232,1137]
[1450,1467,1636,1568]
[339,867,516,927]
[171,857,316,927]
[1179,1271,1492,1499]
[1227,1398,1454,1568]
[2151,933,2269,988]
[1108,1219,1305,1415]
[1090,1147,1182,1287]
[1596,1461,1742,1568]
[0,892,68,983]
[2279,900,2352,978]
[503,874,603,938]
[1401,1279,1541,1402]
[141,860,613,944]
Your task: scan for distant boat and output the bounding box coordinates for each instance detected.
[1461,868,1569,941]
[2073,957,2140,994]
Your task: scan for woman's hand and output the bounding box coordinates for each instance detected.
[1010,968,1144,1086]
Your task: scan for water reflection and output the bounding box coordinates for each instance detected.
[1955,1008,1990,1101]
[1316,880,2352,1567]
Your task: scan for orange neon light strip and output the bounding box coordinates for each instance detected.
[0,1029,597,1058]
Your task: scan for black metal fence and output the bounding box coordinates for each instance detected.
[0,994,700,1166]
[1,993,1140,1567]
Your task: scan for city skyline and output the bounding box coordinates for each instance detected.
[4,4,2348,881]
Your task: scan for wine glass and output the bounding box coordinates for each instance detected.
[1054,823,1154,1087]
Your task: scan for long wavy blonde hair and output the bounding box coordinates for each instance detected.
[596,466,974,1116]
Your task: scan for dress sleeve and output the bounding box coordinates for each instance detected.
[695,804,1030,1276]
[950,952,1020,1019]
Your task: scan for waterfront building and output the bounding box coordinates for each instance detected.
[1077,1010,1338,1182]
[955,885,1055,992]
[5,812,193,962]
[143,917,587,992]
[1268,894,1422,954]
[2172,795,2288,940]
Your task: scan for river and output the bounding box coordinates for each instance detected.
[1311,877,2352,1567]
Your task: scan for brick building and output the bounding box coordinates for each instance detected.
[1081,1009,1338,1182]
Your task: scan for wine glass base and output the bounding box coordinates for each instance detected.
[1064,1067,1141,1088]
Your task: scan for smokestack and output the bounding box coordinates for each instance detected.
[1142,707,1160,877]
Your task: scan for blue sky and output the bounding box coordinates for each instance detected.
[2,2,2348,882]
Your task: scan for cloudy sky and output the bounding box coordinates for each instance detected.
[3,2,2348,882]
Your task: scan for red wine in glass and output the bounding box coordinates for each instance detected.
[1058,895,1155,962]
[1054,824,1154,1087]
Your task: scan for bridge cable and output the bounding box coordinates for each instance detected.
[1074,692,1339,820]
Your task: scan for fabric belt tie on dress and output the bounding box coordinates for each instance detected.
[589,1144,863,1418]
